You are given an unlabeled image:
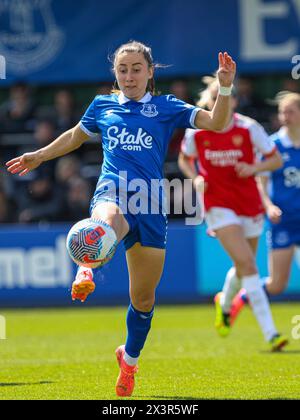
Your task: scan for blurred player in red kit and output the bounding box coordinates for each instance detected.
[179,76,288,351]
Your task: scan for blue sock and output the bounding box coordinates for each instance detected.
[125,303,154,358]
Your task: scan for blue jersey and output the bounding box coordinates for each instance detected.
[268,128,300,225]
[80,92,199,190]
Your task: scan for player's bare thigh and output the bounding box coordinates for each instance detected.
[267,246,295,295]
[247,236,259,255]
[91,201,129,242]
[206,207,262,277]
[215,224,257,277]
[126,243,165,312]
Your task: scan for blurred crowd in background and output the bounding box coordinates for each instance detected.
[0,76,299,224]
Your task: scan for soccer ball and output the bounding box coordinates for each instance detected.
[66,218,117,268]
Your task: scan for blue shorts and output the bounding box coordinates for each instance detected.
[90,184,168,251]
[267,221,300,250]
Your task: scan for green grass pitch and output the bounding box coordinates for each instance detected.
[0,303,300,400]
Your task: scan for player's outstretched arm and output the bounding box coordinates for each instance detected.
[6,123,90,176]
[235,150,282,178]
[194,52,236,131]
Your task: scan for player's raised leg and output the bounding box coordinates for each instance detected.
[115,243,165,397]
[70,201,129,302]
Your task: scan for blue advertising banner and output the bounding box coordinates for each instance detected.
[0,222,198,307]
[0,0,299,84]
[0,222,299,307]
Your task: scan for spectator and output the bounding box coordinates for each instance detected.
[61,177,92,221]
[0,190,16,223]
[36,89,79,134]
[53,89,79,133]
[55,155,82,191]
[169,79,194,104]
[17,168,63,223]
[235,77,268,122]
[34,119,56,148]
[281,78,300,93]
[0,82,36,133]
[168,79,195,159]
[15,119,57,177]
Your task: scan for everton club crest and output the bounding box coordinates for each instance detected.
[0,0,65,75]
[140,104,158,118]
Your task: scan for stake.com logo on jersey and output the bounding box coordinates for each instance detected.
[107,126,153,151]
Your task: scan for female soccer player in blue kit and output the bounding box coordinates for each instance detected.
[6,41,236,397]
[261,92,300,293]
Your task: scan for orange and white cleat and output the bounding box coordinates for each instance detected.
[71,268,95,303]
[115,345,138,397]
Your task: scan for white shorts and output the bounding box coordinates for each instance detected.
[205,207,264,238]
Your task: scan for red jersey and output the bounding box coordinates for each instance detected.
[181,113,276,216]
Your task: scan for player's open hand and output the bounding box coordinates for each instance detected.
[266,204,282,224]
[6,151,43,176]
[217,52,236,88]
[235,162,256,178]
[193,175,207,193]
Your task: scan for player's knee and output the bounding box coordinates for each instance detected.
[267,281,286,295]
[91,203,129,242]
[131,296,155,313]
[235,256,257,277]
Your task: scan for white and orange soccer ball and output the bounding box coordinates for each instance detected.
[66,218,117,268]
